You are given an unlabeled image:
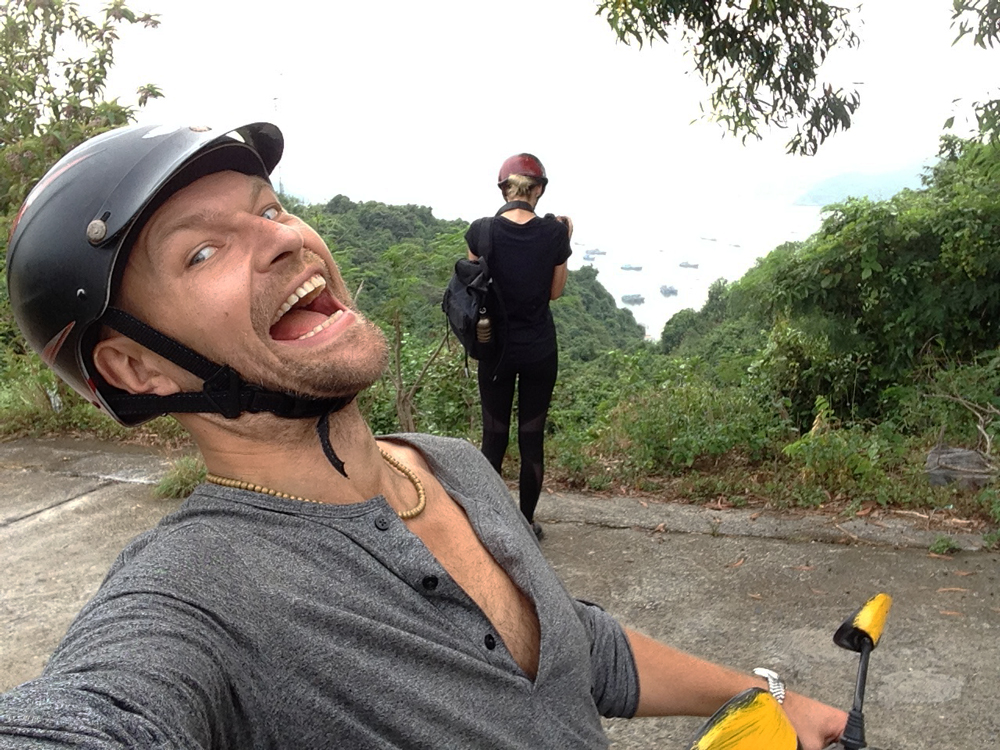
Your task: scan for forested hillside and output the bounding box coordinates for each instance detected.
[664,136,1000,430]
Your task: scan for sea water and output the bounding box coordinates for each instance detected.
[570,204,825,339]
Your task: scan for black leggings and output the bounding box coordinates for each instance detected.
[478,350,559,523]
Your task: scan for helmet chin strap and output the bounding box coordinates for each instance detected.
[101,308,356,477]
[316,410,348,476]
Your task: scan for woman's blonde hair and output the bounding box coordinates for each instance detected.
[502,173,539,201]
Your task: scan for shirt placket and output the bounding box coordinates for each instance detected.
[364,502,525,677]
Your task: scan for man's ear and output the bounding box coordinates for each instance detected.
[92,334,184,396]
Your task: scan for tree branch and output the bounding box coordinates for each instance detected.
[405,328,450,402]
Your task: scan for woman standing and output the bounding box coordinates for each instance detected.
[466,154,572,539]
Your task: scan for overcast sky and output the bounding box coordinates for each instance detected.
[100,0,998,327]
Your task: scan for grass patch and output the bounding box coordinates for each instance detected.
[156,455,206,499]
[929,535,962,555]
[0,380,190,446]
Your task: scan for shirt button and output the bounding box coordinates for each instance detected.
[484,633,496,650]
[422,576,439,591]
[374,516,391,531]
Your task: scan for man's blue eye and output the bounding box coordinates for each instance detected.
[262,206,279,220]
[190,246,217,266]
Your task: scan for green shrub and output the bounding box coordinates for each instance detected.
[978,487,1000,523]
[894,350,1000,446]
[586,355,786,478]
[977,487,1000,550]
[781,396,908,503]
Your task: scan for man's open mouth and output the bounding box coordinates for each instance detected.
[269,273,345,341]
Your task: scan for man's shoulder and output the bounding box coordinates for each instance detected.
[387,432,477,454]
[104,500,249,584]
[539,214,570,240]
[384,433,484,472]
[384,433,501,494]
[465,217,490,249]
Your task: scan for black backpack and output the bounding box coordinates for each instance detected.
[441,216,506,363]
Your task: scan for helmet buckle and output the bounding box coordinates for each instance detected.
[202,365,245,419]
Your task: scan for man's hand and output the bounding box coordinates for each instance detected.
[555,215,573,239]
[781,691,847,750]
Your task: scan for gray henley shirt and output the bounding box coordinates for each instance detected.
[0,433,639,748]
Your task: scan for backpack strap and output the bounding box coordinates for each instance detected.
[477,216,495,261]
[479,216,508,381]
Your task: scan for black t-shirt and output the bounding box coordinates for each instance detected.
[466,213,572,365]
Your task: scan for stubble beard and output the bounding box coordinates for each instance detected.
[244,299,390,400]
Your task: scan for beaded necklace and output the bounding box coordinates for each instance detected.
[205,447,426,519]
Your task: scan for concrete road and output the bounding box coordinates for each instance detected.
[2,438,998,749]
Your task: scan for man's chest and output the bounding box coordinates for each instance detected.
[411,497,541,679]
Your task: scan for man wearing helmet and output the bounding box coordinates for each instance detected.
[468,152,572,540]
[1,123,847,748]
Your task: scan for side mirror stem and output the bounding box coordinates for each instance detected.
[852,637,873,712]
[840,637,873,749]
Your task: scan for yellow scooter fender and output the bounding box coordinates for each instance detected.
[687,687,800,750]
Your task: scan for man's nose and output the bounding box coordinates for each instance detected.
[252,216,303,272]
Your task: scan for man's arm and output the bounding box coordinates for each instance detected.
[626,628,847,750]
[0,596,245,748]
[0,526,260,748]
[550,215,572,300]
[550,262,568,299]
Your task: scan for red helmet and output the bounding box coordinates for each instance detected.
[497,153,548,193]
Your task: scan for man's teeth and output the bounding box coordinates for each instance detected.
[296,310,345,340]
[273,273,327,324]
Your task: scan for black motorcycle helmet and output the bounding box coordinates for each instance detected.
[6,122,354,460]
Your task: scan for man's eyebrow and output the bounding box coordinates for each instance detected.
[248,175,271,204]
[148,209,222,249]
[145,175,274,250]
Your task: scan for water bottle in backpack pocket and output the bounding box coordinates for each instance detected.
[442,253,502,360]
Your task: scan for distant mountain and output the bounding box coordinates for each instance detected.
[795,163,927,206]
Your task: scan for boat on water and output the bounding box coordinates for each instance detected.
[679,262,699,269]
[583,253,596,261]
[621,264,642,271]
[621,294,645,305]
[589,249,607,255]
[660,285,678,297]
